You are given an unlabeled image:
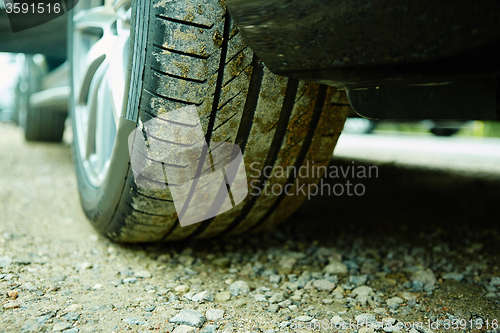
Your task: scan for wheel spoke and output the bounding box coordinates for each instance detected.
[108,31,129,121]
[74,6,114,30]
[72,2,130,186]
[85,62,106,160]
[96,66,116,174]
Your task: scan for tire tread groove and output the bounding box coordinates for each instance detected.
[248,84,328,232]
[160,11,233,241]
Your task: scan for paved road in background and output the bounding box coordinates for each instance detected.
[335,133,500,176]
[0,122,499,332]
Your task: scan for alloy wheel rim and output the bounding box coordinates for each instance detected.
[71,0,131,187]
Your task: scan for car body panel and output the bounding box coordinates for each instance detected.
[226,0,500,87]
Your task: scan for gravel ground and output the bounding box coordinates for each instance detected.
[1,122,499,333]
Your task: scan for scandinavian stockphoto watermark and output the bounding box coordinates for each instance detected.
[248,160,378,199]
[128,105,249,228]
[128,105,378,228]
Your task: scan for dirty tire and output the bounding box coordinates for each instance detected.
[72,0,349,242]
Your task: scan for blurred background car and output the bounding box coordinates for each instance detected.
[0,52,23,122]
[343,116,473,137]
[3,53,69,141]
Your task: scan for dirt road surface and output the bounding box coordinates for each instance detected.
[1,122,499,333]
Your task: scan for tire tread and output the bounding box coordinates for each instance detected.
[100,0,348,242]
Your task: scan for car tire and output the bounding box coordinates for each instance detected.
[22,106,67,142]
[12,80,21,125]
[17,55,66,142]
[69,0,348,242]
[430,127,460,137]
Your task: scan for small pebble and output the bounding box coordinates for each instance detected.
[352,286,373,296]
[211,258,230,267]
[134,270,152,279]
[173,325,196,333]
[122,317,143,325]
[312,279,336,292]
[205,309,224,321]
[7,290,18,300]
[64,304,82,313]
[215,291,231,302]
[269,274,281,284]
[199,325,217,333]
[3,301,20,309]
[169,309,206,328]
[268,292,285,304]
[355,313,376,324]
[192,290,214,302]
[123,277,138,284]
[386,297,404,308]
[228,281,250,296]
[53,322,73,331]
[267,304,279,313]
[324,262,348,274]
[175,285,190,293]
[75,262,92,271]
